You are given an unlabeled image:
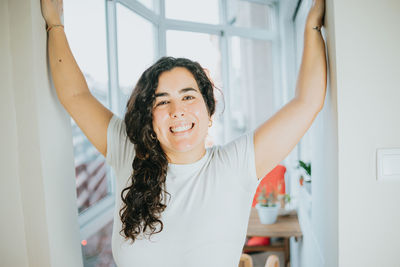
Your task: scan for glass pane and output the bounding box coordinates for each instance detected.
[229,37,274,139]
[166,30,224,146]
[227,0,272,29]
[81,220,116,266]
[64,0,111,214]
[117,3,156,114]
[137,0,157,13]
[165,0,220,24]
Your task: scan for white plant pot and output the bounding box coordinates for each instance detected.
[255,203,280,224]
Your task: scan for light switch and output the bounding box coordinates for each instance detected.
[377,148,400,181]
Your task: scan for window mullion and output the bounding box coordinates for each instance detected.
[245,0,278,5]
[106,0,121,116]
[164,19,221,35]
[158,0,166,57]
[219,0,232,143]
[117,0,159,24]
[271,2,282,111]
[225,25,276,40]
[163,19,275,41]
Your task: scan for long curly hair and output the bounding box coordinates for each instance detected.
[120,57,217,243]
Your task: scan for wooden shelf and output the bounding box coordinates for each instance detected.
[243,240,285,252]
[246,208,302,238]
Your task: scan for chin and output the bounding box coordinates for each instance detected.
[161,135,206,155]
[169,142,199,153]
[158,126,208,154]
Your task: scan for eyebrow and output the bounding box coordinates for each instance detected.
[155,87,198,98]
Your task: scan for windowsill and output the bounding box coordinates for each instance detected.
[79,193,115,240]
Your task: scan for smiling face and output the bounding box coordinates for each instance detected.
[152,67,210,163]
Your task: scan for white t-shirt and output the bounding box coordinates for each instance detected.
[106,115,261,267]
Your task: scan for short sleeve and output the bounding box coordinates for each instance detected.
[106,114,135,173]
[218,131,261,193]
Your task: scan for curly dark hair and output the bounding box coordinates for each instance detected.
[120,57,217,243]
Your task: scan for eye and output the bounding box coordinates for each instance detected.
[183,95,195,100]
[156,100,169,106]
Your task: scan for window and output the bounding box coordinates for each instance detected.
[137,0,158,12]
[81,220,115,266]
[64,0,112,215]
[116,2,157,114]
[227,0,273,29]
[64,0,116,260]
[229,37,275,138]
[165,0,220,24]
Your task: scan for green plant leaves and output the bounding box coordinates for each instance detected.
[297,160,311,176]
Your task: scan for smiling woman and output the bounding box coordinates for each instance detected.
[152,67,211,163]
[120,57,217,248]
[106,58,263,267]
[40,0,326,265]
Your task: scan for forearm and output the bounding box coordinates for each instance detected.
[48,27,90,104]
[294,19,327,111]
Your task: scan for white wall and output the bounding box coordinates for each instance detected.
[0,1,30,266]
[333,0,400,266]
[0,0,83,266]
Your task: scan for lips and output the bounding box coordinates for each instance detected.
[170,122,195,133]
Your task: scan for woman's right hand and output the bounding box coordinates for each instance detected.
[306,0,325,26]
[40,0,63,26]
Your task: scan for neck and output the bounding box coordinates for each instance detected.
[166,147,206,164]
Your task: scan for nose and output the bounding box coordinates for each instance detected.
[169,102,185,118]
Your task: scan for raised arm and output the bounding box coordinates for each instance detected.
[254,0,326,179]
[41,0,113,157]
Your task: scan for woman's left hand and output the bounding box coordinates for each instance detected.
[40,0,63,26]
[307,0,325,26]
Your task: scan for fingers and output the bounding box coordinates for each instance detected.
[58,0,64,16]
[307,0,325,26]
[41,0,62,25]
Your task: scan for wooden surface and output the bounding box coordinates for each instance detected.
[239,253,253,267]
[246,208,302,238]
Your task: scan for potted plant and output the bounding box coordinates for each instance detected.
[297,160,311,193]
[255,186,280,224]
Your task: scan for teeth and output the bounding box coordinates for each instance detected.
[170,123,193,133]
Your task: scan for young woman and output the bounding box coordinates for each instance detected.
[41,0,326,266]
